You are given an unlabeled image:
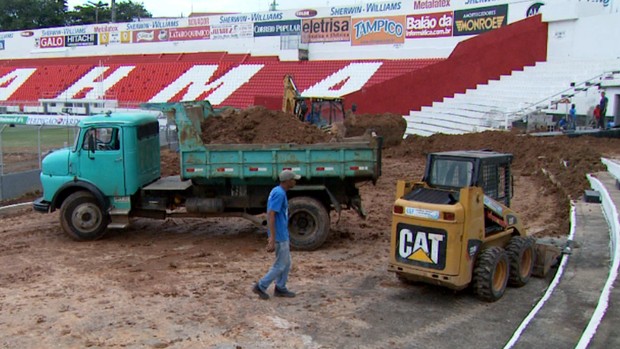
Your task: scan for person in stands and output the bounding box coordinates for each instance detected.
[598,92,609,129]
[569,104,577,130]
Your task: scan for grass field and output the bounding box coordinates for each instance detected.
[0,125,78,174]
[0,125,78,150]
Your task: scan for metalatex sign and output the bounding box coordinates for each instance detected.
[453,4,508,36]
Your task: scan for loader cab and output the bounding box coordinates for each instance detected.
[423,150,513,207]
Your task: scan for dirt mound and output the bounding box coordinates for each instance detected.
[200,106,332,145]
[387,131,620,236]
[344,113,407,147]
[161,148,180,177]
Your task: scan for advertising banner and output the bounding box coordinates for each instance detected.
[0,40,5,51]
[406,11,453,39]
[211,23,254,40]
[100,31,131,44]
[253,20,301,37]
[0,115,28,125]
[132,29,170,43]
[412,0,452,11]
[188,16,209,27]
[453,4,508,36]
[169,26,211,41]
[301,16,351,43]
[39,36,65,48]
[65,33,97,47]
[351,16,405,46]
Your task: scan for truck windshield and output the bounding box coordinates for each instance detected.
[429,159,474,189]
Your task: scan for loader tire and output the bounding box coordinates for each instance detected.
[473,247,509,302]
[288,197,330,251]
[60,191,109,241]
[506,236,536,287]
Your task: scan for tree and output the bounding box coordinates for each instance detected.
[67,0,151,25]
[0,0,67,31]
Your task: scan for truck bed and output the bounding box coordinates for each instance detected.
[180,140,381,182]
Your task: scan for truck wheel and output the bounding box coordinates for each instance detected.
[473,247,509,302]
[506,236,535,287]
[288,197,330,251]
[60,191,109,241]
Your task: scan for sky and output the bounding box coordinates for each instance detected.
[67,0,366,18]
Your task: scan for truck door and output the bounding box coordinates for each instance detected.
[79,126,126,196]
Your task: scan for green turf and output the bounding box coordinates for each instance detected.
[0,125,78,150]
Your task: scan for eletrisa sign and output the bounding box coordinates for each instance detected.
[301,17,351,43]
[453,4,508,36]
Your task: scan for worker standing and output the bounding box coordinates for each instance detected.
[253,170,300,300]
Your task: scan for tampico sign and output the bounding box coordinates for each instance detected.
[453,4,508,36]
[301,16,351,43]
[351,16,405,46]
[406,11,453,39]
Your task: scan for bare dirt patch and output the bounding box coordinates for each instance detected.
[3,122,620,347]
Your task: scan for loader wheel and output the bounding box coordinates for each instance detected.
[473,247,509,302]
[288,197,330,251]
[60,191,109,241]
[506,236,535,287]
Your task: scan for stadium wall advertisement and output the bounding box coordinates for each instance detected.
[0,0,615,60]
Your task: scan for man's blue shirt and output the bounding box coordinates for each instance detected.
[267,185,289,242]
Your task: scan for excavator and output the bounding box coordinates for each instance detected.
[282,75,346,127]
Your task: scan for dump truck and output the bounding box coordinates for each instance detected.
[33,101,382,250]
[388,150,536,301]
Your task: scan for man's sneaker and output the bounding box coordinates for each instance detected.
[274,287,296,298]
[253,283,270,300]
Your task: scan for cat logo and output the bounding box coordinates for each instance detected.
[396,223,447,270]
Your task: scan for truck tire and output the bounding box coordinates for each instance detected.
[288,197,330,251]
[506,236,535,287]
[472,247,509,302]
[60,191,109,241]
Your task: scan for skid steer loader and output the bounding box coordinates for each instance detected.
[388,150,537,302]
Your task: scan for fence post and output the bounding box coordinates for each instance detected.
[0,125,6,176]
[38,125,43,169]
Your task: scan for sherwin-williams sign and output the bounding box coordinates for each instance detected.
[406,11,453,39]
[351,16,405,46]
[453,4,508,36]
[301,17,350,43]
[253,20,301,37]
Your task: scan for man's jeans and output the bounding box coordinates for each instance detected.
[258,241,291,291]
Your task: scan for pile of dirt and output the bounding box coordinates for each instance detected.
[160,148,180,177]
[200,106,332,145]
[344,113,407,147]
[387,131,620,236]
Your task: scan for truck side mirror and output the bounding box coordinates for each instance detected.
[88,133,96,156]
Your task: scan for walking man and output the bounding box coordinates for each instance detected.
[252,170,300,300]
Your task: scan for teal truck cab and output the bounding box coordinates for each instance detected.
[34,101,382,250]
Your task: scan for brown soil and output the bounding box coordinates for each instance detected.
[344,113,407,147]
[4,120,620,347]
[200,106,332,144]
